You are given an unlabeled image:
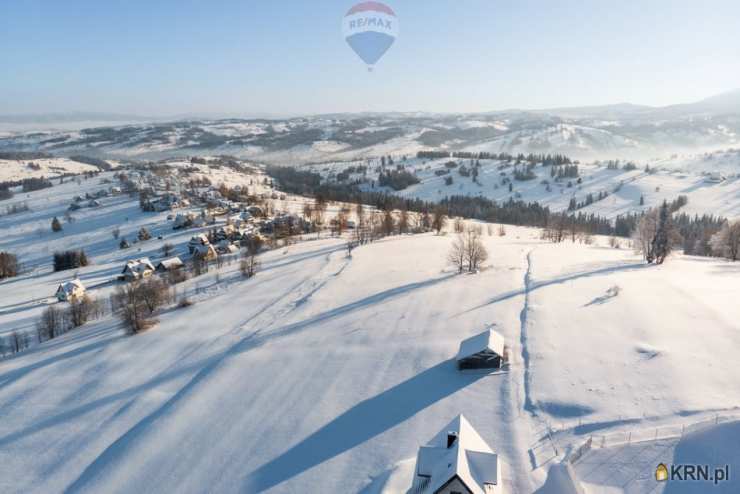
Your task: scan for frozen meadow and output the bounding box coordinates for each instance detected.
[0,178,739,493]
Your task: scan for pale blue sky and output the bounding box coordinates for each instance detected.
[1,0,739,116]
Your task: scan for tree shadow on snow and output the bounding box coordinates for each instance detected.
[242,359,485,492]
[460,262,648,315]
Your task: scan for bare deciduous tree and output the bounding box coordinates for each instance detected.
[138,278,171,315]
[432,208,447,235]
[112,282,158,335]
[710,220,740,261]
[464,230,489,272]
[632,209,659,261]
[38,305,65,342]
[382,209,395,236]
[448,234,466,273]
[240,254,259,278]
[448,231,489,273]
[67,295,96,328]
[398,208,409,234]
[0,252,18,279]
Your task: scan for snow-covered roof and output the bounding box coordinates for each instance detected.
[157,257,183,270]
[414,414,500,494]
[57,279,85,295]
[457,329,505,361]
[193,244,217,256]
[123,258,155,275]
[189,234,210,245]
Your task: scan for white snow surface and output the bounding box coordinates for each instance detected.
[0,158,100,182]
[0,179,739,493]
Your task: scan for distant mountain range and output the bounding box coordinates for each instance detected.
[2,90,740,163]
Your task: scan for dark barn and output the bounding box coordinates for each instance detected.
[456,329,505,371]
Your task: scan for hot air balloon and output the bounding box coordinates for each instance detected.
[342,2,398,71]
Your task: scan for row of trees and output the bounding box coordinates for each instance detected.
[417,150,573,166]
[0,252,19,279]
[0,295,105,356]
[53,250,89,272]
[630,201,740,264]
[709,220,740,261]
[377,170,420,191]
[36,296,107,344]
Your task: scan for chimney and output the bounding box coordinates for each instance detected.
[447,431,458,448]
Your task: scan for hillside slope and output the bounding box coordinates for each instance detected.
[1,222,739,492]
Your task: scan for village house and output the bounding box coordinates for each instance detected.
[173,212,197,230]
[456,329,506,371]
[192,216,209,228]
[216,240,239,255]
[155,257,184,273]
[246,205,263,217]
[193,243,218,261]
[410,415,503,494]
[188,234,211,254]
[121,258,156,281]
[145,192,181,212]
[56,279,86,302]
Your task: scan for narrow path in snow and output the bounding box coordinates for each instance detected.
[519,250,536,416]
[499,248,539,494]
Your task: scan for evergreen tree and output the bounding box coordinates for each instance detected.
[651,201,672,264]
[51,216,62,232]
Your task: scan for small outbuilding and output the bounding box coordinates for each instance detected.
[56,279,86,302]
[456,329,505,371]
[411,414,503,494]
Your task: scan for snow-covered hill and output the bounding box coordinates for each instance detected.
[1,178,739,493]
[4,92,740,164]
[0,157,105,182]
[308,149,740,220]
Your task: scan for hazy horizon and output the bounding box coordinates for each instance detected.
[2,0,740,116]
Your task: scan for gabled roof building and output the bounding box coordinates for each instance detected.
[411,415,503,494]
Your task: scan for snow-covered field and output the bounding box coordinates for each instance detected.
[1,173,739,493]
[0,158,101,182]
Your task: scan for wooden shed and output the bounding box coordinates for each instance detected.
[456,330,505,371]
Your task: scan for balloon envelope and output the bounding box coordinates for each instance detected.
[342,2,398,68]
